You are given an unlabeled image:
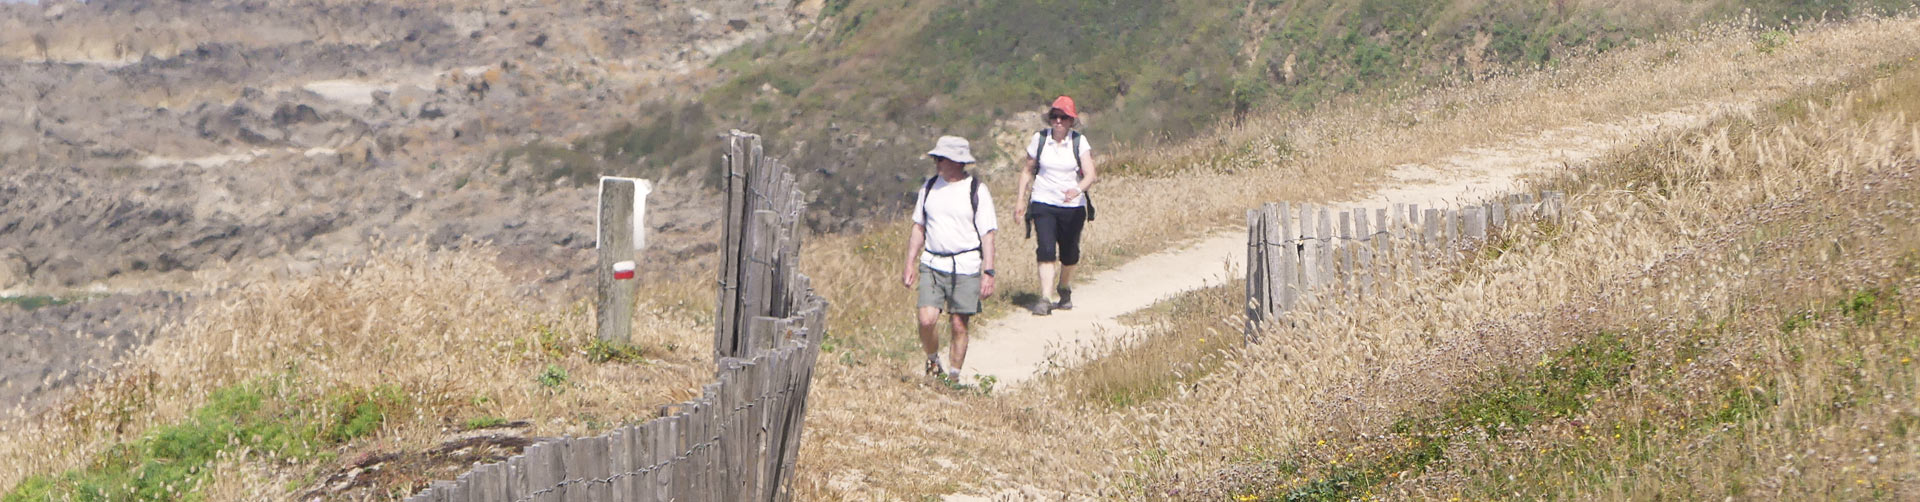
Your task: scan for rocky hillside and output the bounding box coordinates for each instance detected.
[0,0,819,412]
[0,0,822,295]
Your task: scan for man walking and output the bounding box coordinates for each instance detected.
[902,136,998,381]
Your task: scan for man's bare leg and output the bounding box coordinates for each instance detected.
[917,306,944,371]
[947,313,971,374]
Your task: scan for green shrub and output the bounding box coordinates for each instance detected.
[463,416,511,430]
[537,364,570,390]
[3,378,406,501]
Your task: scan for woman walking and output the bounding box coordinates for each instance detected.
[1014,96,1098,315]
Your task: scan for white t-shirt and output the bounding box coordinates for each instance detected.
[1025,131,1093,208]
[912,175,998,274]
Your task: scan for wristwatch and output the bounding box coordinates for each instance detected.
[982,269,996,277]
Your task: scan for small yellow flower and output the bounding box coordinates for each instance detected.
[1903,357,1913,364]
[1317,439,1326,447]
[1199,338,1206,343]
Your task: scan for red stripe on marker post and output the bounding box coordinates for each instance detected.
[613,260,636,280]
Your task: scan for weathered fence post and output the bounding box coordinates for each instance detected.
[1353,209,1372,297]
[1463,206,1487,244]
[1344,207,1359,294]
[1315,206,1334,296]
[1275,201,1297,315]
[597,177,651,344]
[1544,190,1567,225]
[716,133,751,360]
[1245,209,1264,339]
[1297,204,1319,294]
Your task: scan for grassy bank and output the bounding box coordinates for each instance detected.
[1120,45,1920,501]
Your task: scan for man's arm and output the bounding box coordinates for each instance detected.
[903,222,926,288]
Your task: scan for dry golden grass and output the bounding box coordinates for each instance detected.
[779,15,1920,500]
[0,245,719,497]
[1105,46,1920,502]
[8,14,1920,502]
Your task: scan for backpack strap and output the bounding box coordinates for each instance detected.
[969,177,980,216]
[1070,130,1084,176]
[1030,130,1049,174]
[919,175,939,228]
[919,175,986,258]
[969,177,982,239]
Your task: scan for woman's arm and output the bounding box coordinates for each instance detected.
[1064,151,1098,203]
[979,230,996,297]
[1076,151,1098,192]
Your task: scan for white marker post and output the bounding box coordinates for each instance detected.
[596,177,652,344]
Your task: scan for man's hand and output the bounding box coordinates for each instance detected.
[902,264,918,289]
[980,275,996,298]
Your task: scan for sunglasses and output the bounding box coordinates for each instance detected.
[1048,114,1073,121]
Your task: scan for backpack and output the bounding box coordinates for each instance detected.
[919,175,983,257]
[1032,130,1096,221]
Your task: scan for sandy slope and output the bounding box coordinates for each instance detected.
[957,100,1756,392]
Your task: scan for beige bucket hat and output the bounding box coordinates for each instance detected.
[926,135,976,164]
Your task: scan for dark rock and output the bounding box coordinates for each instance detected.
[272,103,323,127]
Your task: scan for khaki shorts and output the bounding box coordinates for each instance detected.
[917,264,982,315]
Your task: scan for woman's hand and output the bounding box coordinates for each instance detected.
[1062,188,1082,203]
[1013,204,1027,222]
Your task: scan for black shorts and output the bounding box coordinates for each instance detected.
[1029,202,1087,265]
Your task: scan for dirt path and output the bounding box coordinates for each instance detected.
[957,101,1751,392]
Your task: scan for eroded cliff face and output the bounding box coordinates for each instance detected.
[0,0,816,292]
[0,0,816,411]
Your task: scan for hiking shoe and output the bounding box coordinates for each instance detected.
[925,355,945,377]
[1054,287,1074,310]
[1032,300,1052,316]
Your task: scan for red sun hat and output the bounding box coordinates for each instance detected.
[1049,95,1077,119]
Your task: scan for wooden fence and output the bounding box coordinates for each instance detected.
[1244,191,1565,339]
[405,132,826,502]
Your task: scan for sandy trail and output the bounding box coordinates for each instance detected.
[957,101,1750,391]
